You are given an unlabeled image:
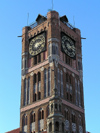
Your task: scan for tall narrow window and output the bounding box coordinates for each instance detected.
[43,51,46,60]
[44,69,47,98]
[33,74,37,102]
[28,58,31,68]
[48,67,51,96]
[34,56,37,65]
[22,114,27,133]
[55,122,59,131]
[38,72,41,82]
[58,69,60,96]
[38,54,41,63]
[78,81,81,106]
[25,58,27,68]
[30,112,35,132]
[75,79,78,105]
[24,78,26,106]
[27,77,30,104]
[38,109,44,131]
[61,70,63,97]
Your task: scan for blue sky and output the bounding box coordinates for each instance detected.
[0,0,100,133]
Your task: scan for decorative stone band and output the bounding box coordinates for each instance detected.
[27,60,49,73]
[21,97,84,113]
[62,99,84,113]
[21,97,51,112]
[59,60,79,76]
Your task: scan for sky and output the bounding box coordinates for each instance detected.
[0,0,100,133]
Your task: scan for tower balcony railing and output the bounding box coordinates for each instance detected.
[63,21,75,30]
[29,17,75,30]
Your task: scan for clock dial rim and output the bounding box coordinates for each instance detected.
[29,33,46,56]
[61,33,76,58]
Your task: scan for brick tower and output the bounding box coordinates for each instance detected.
[20,11,86,133]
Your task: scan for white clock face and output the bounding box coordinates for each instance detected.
[62,35,76,58]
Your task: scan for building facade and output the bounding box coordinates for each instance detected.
[20,11,86,133]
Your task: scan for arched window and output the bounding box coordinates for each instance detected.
[44,69,47,98]
[72,113,76,123]
[49,122,52,132]
[27,77,30,104]
[24,78,26,106]
[33,113,35,122]
[38,108,44,131]
[39,110,41,120]
[22,114,27,133]
[51,104,53,112]
[42,110,44,119]
[55,121,59,131]
[30,112,35,132]
[48,67,51,96]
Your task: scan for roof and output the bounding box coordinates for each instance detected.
[36,14,47,22]
[6,128,20,133]
[60,15,68,23]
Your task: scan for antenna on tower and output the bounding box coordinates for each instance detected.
[52,0,54,10]
[48,0,54,12]
[73,16,75,27]
[27,13,29,26]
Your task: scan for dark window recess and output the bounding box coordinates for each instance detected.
[35,93,36,101]
[72,114,76,123]
[62,123,64,132]
[33,113,35,122]
[70,94,72,102]
[38,92,41,100]
[38,72,41,82]
[69,76,72,84]
[55,104,57,110]
[34,56,37,65]
[42,110,44,119]
[34,74,36,83]
[78,62,82,70]
[49,122,52,132]
[66,74,69,82]
[43,52,46,60]
[55,122,59,131]
[66,92,69,100]
[38,54,41,63]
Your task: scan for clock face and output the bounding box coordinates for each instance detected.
[29,33,46,56]
[61,34,76,58]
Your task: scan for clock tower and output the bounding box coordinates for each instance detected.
[20,11,86,133]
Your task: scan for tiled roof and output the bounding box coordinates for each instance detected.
[6,128,20,133]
